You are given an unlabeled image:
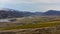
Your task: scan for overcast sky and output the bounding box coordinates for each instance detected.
[0,0,60,12]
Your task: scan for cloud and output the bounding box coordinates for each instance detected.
[19,0,60,4]
[0,0,60,12]
[33,0,60,3]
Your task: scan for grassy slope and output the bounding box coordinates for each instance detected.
[0,16,60,30]
[1,21,60,30]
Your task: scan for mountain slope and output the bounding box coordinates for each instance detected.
[42,10,60,16]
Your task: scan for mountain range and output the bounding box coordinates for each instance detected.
[0,8,42,19]
[0,8,60,19]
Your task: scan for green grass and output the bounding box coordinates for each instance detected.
[0,21,60,30]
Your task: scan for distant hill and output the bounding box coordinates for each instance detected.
[0,8,42,19]
[42,10,60,16]
[1,8,60,19]
[33,12,43,16]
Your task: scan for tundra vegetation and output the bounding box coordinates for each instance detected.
[0,16,60,30]
[0,16,60,34]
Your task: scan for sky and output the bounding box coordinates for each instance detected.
[0,0,60,12]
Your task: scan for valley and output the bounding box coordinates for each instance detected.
[0,9,60,34]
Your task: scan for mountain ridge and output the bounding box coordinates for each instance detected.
[0,8,60,19]
[42,10,60,16]
[0,8,42,19]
